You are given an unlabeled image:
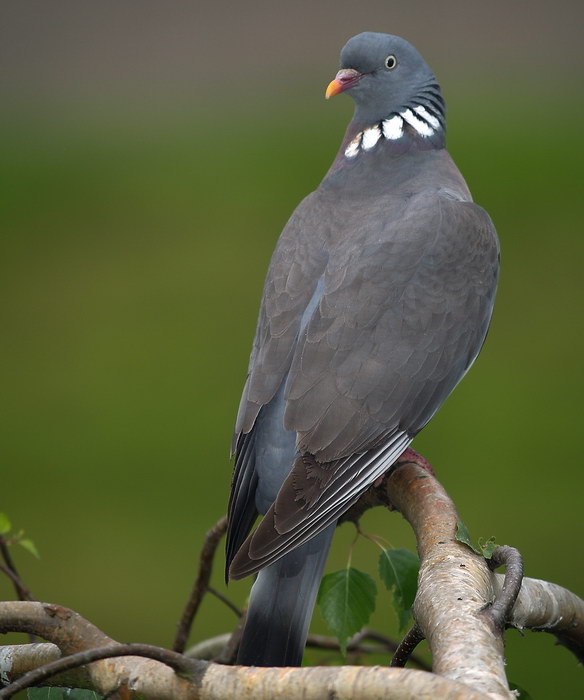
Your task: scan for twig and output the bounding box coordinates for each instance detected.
[484,546,524,631]
[390,624,425,668]
[306,634,381,655]
[207,586,242,618]
[305,630,430,671]
[173,514,228,653]
[0,536,35,602]
[185,633,232,660]
[0,643,198,698]
[0,564,36,603]
[214,611,246,664]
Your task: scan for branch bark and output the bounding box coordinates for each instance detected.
[1,462,583,698]
[0,626,492,700]
[380,461,584,695]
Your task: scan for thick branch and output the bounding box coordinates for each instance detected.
[0,602,493,699]
[383,463,514,699]
[496,574,584,662]
[0,644,60,684]
[0,643,197,698]
[1,462,583,698]
[381,461,584,695]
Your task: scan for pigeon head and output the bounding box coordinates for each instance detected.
[326,32,444,128]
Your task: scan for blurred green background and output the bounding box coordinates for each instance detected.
[1,2,583,698]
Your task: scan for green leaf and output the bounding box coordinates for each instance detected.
[18,537,40,559]
[456,521,499,560]
[509,681,533,699]
[317,567,377,655]
[455,521,481,555]
[0,512,11,535]
[28,689,105,699]
[28,690,65,699]
[378,548,419,630]
[478,536,499,559]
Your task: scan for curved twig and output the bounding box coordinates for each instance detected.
[0,537,36,602]
[173,515,228,653]
[207,586,242,618]
[484,546,524,631]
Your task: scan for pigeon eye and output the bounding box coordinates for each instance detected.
[385,55,397,70]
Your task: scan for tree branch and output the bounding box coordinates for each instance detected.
[0,537,36,602]
[0,601,495,699]
[379,460,584,697]
[497,574,584,663]
[1,462,583,698]
[206,586,242,618]
[390,624,425,668]
[173,515,228,653]
[0,643,198,698]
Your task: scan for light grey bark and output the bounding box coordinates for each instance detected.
[1,463,582,698]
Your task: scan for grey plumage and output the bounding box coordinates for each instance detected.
[226,32,499,666]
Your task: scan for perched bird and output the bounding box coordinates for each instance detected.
[226,32,499,667]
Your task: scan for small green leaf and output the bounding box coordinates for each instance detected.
[0,512,11,535]
[455,521,482,555]
[18,537,40,559]
[28,690,64,699]
[509,681,533,699]
[379,549,419,630]
[317,567,377,655]
[28,690,69,699]
[478,536,499,560]
[63,690,105,699]
[456,521,499,560]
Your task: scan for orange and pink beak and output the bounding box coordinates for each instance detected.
[325,68,363,99]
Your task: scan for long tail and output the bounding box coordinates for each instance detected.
[236,522,336,666]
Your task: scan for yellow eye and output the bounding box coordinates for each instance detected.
[385,55,397,70]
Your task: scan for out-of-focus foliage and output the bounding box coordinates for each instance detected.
[1,83,583,699]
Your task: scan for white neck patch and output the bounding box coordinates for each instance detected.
[344,104,442,159]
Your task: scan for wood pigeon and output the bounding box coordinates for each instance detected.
[225,32,499,667]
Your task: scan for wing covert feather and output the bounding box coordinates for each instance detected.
[283,194,499,460]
